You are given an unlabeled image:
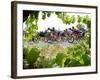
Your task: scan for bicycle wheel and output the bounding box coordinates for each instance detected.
[68,36,74,43]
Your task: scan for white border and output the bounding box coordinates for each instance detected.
[17,3,96,76]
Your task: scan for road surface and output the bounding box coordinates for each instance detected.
[28,40,73,48]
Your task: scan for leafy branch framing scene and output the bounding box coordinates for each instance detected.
[23,10,91,69]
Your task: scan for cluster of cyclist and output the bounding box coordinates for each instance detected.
[45,26,83,37]
[44,26,85,42]
[65,26,83,37]
[46,27,57,36]
[31,26,86,43]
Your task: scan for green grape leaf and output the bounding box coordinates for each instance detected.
[27,48,40,65]
[82,54,91,66]
[55,53,67,67]
[67,59,83,67]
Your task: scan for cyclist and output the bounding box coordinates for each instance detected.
[65,28,73,36]
[71,26,82,35]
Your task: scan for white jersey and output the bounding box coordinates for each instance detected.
[47,29,51,33]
